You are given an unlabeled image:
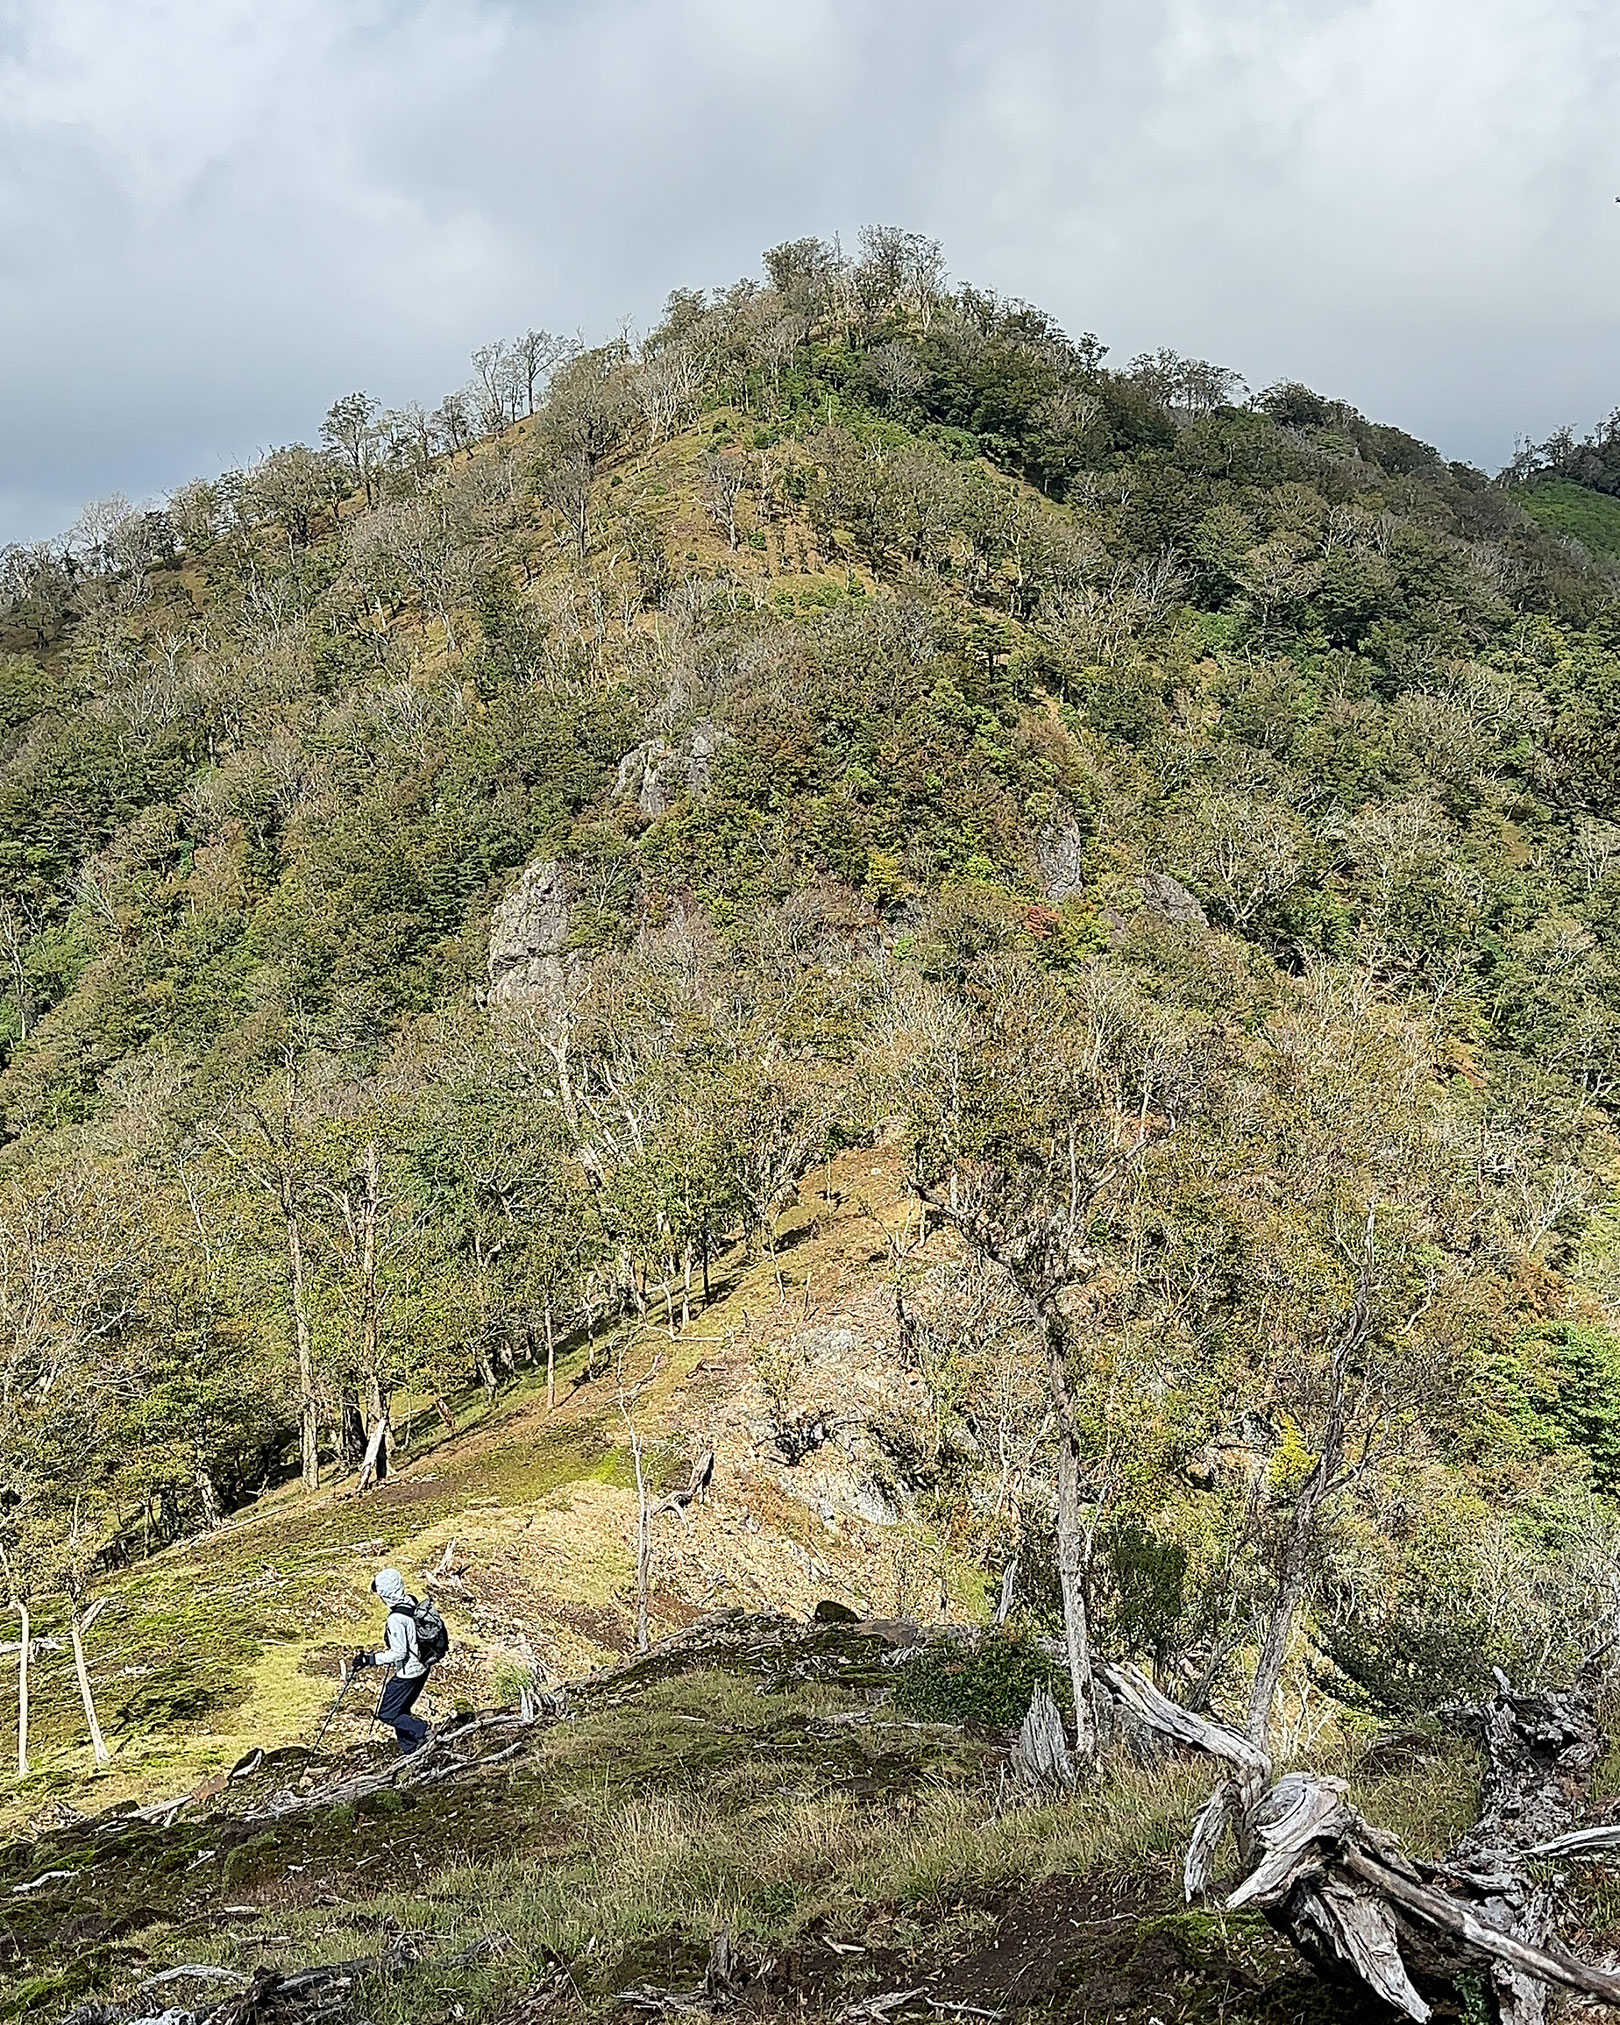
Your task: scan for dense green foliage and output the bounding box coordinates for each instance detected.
[6,226,1620,1730]
[890,1625,1062,1727]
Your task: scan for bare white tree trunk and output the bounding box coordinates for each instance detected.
[1046,1318,1097,1757]
[617,1350,662,1653]
[355,1410,390,1495]
[1013,1684,1074,1796]
[631,1430,652,1652]
[358,1139,389,1474]
[70,1608,109,1766]
[15,1602,28,1779]
[282,1186,319,1492]
[995,1557,1019,1625]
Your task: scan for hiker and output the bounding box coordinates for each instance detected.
[350,1567,447,1755]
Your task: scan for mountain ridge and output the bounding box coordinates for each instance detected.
[5,227,1620,2022]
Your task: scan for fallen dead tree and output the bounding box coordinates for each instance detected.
[66,1954,390,2025]
[1100,1661,1620,2024]
[64,1937,512,2025]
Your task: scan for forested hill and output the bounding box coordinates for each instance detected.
[5,227,1620,1737]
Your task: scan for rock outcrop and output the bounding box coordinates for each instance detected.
[1036,819,1087,902]
[1099,870,1210,943]
[1138,870,1208,928]
[488,859,570,1001]
[614,721,731,819]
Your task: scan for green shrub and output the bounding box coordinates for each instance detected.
[889,1626,1061,1728]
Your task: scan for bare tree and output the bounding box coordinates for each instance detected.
[899,960,1196,1755]
[615,1338,664,1651]
[701,453,747,550]
[637,342,706,451]
[351,489,475,652]
[0,898,39,1042]
[471,343,523,435]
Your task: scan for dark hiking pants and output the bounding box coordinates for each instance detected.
[377,1671,429,1755]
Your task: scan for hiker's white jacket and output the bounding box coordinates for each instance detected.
[371,1569,427,1677]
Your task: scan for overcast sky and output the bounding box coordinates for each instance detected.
[2,0,1618,545]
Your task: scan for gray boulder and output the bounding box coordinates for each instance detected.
[1138,871,1208,928]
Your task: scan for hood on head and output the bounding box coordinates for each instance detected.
[372,1567,408,1605]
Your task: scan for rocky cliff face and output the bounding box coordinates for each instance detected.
[488,859,571,1001]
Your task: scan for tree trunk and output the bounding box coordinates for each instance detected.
[636,1491,651,1651]
[629,1425,652,1653]
[359,1139,385,1464]
[1245,1307,1360,1746]
[282,1183,319,1492]
[995,1557,1019,1626]
[15,1603,28,1779]
[1055,1432,1097,1756]
[545,1300,556,1411]
[194,1465,222,1529]
[1013,1684,1074,1796]
[70,1609,109,1766]
[1244,1463,1327,1747]
[355,1410,390,1495]
[621,1379,654,1653]
[434,1394,456,1435]
[339,1395,366,1469]
[1046,1316,1097,1757]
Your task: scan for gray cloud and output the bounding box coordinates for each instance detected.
[2,0,1618,542]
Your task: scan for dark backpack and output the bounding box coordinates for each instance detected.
[396,1598,450,1666]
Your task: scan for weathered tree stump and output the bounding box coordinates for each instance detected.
[1099,1661,1620,2023]
[1012,1684,1075,1797]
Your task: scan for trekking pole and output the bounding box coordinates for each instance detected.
[310,1663,357,1755]
[367,1669,387,1747]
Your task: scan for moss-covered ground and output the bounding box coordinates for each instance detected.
[0,1632,1486,2025]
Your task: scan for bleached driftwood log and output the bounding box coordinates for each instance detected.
[1099,1662,1620,2024]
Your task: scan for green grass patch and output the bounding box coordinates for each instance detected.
[1515,478,1620,557]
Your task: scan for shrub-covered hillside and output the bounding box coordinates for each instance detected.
[5,226,1620,1767]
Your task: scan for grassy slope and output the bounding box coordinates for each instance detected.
[12,1147,959,1822]
[1515,477,1620,558]
[7,1144,1501,2025]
